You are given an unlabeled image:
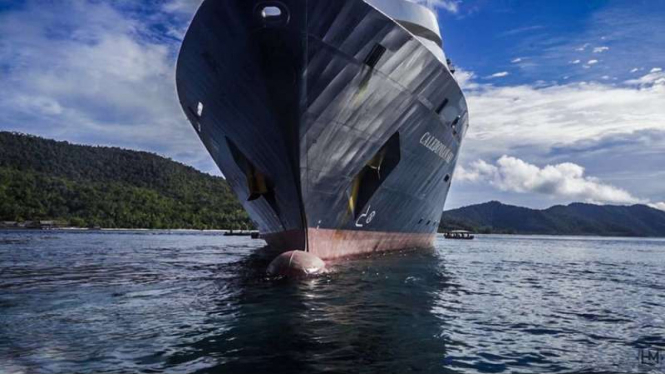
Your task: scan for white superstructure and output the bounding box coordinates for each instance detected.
[365,0,447,63]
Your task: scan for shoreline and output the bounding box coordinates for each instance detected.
[1,227,664,239]
[0,227,238,233]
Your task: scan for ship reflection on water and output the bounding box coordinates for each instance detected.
[182,248,453,374]
[1,231,664,373]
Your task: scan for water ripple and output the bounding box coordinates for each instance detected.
[0,231,664,373]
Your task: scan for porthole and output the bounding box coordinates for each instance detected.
[444,174,451,183]
[261,6,281,18]
[256,3,289,26]
[452,115,461,127]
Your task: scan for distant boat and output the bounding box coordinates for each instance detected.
[444,230,474,240]
[224,230,260,238]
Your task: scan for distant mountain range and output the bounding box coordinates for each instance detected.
[440,201,665,237]
[0,132,251,229]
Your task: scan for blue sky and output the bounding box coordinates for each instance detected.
[0,0,663,210]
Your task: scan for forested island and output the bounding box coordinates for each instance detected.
[0,132,251,229]
[439,201,665,237]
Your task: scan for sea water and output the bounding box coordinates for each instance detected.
[1,231,664,373]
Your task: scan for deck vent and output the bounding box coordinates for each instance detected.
[435,98,449,115]
[364,44,386,69]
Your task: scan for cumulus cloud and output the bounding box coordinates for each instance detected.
[593,46,609,53]
[452,69,665,208]
[457,156,665,208]
[587,59,599,65]
[570,59,581,64]
[486,71,509,79]
[511,57,523,63]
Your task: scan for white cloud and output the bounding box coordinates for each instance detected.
[625,70,665,86]
[462,80,665,158]
[511,57,523,63]
[570,60,581,64]
[631,68,640,73]
[452,70,665,207]
[408,0,460,13]
[649,202,665,211]
[163,0,202,14]
[486,71,509,79]
[430,0,460,13]
[0,0,218,174]
[593,46,610,53]
[457,156,665,207]
[454,68,479,90]
[575,43,590,51]
[651,67,663,73]
[587,59,599,65]
[13,96,64,116]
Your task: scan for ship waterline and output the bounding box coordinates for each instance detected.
[264,229,436,260]
[176,0,468,258]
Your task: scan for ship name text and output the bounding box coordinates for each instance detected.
[420,132,454,163]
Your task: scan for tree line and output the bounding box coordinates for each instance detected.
[0,132,253,229]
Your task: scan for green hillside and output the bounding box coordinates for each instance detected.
[0,132,251,229]
[5,132,664,235]
[440,201,665,237]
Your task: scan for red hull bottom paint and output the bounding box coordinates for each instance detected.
[263,229,436,260]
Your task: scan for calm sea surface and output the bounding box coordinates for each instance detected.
[1,231,664,374]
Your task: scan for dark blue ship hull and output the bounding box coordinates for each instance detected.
[176,0,468,259]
